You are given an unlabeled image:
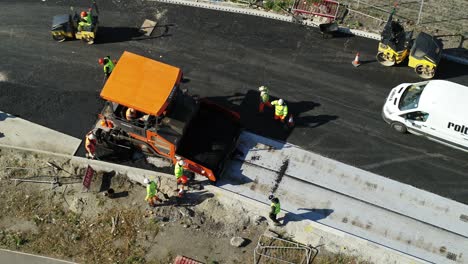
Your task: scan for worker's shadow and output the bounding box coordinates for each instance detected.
[280,208,334,225]
[99,170,116,193]
[238,90,321,141]
[161,190,214,207]
[206,90,323,141]
[109,190,129,199]
[294,114,338,128]
[0,112,18,121]
[95,24,173,44]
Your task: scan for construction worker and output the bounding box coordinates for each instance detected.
[125,108,137,121]
[98,56,115,77]
[144,178,161,207]
[258,86,272,113]
[174,160,188,197]
[271,99,288,122]
[85,131,97,159]
[268,195,281,226]
[77,9,93,32]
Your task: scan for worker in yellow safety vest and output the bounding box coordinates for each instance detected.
[258,86,272,113]
[78,9,93,32]
[174,160,188,197]
[268,195,281,226]
[271,99,288,122]
[144,178,161,207]
[98,56,115,77]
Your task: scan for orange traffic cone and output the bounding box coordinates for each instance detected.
[352,52,361,67]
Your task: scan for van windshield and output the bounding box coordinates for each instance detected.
[398,83,427,111]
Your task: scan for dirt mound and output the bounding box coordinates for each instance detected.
[0,147,264,263]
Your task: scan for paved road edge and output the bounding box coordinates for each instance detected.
[149,0,468,65]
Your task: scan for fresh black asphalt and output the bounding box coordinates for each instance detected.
[1,0,467,203]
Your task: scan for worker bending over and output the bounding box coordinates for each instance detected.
[268,195,281,226]
[85,131,97,159]
[126,108,137,121]
[258,86,272,113]
[98,56,115,77]
[271,99,288,122]
[174,160,188,197]
[78,9,93,32]
[144,178,161,207]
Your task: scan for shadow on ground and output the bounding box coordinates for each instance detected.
[95,24,173,44]
[217,160,254,186]
[0,112,17,121]
[295,115,338,128]
[207,90,325,142]
[280,208,334,225]
[99,170,116,192]
[159,190,215,207]
[436,56,468,79]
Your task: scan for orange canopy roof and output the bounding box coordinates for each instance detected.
[100,51,182,115]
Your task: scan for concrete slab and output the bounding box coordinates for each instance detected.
[207,186,431,264]
[235,131,468,237]
[140,19,157,36]
[220,131,468,263]
[0,111,81,155]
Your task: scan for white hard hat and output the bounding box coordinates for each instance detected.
[178,160,185,166]
[143,178,150,185]
[88,133,96,140]
[258,86,267,92]
[278,99,284,105]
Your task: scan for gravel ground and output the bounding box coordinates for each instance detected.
[0,147,265,263]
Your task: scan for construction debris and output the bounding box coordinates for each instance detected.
[230,236,247,247]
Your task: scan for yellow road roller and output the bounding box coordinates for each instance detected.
[50,2,99,44]
[408,32,443,79]
[376,8,443,79]
[376,9,413,66]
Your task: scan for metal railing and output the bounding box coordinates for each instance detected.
[254,234,317,264]
[292,0,340,22]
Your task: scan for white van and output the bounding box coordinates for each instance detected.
[382,80,468,152]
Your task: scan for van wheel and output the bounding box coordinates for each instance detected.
[391,122,407,133]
